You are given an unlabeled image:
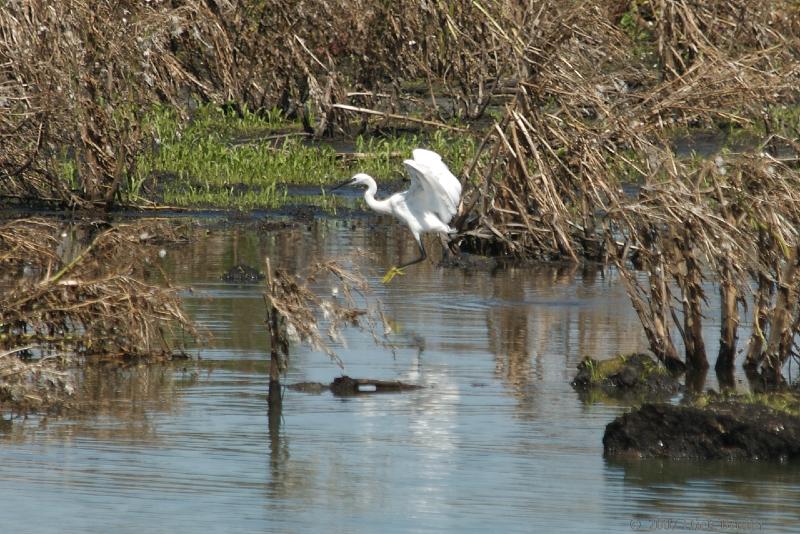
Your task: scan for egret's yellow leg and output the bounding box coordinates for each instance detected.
[381,266,406,284]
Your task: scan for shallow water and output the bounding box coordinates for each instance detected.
[1,216,799,533]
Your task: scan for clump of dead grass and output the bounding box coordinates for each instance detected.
[0,218,196,413]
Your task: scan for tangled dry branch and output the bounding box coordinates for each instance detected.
[264,259,391,375]
[0,218,196,412]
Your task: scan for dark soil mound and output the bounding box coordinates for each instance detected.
[603,402,800,460]
[572,352,682,400]
[221,264,265,283]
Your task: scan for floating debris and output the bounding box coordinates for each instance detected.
[330,376,422,396]
[222,264,266,283]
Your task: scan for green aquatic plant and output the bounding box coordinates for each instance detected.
[580,354,630,384]
[125,103,477,209]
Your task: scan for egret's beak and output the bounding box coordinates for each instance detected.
[328,178,354,192]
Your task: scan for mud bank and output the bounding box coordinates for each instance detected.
[603,402,800,461]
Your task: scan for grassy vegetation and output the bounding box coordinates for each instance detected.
[617,2,657,62]
[126,104,478,210]
[123,97,790,212]
[691,391,800,417]
[581,355,625,384]
[756,103,800,140]
[573,353,677,406]
[579,353,667,385]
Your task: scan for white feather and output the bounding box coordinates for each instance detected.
[402,149,462,228]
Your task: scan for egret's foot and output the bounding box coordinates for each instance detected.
[381,266,406,284]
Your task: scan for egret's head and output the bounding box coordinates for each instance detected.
[330,173,372,191]
[350,173,372,186]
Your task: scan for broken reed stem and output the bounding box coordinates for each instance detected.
[330,104,470,132]
[263,256,283,413]
[716,258,739,373]
[763,244,800,380]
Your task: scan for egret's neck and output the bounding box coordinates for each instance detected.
[362,176,392,215]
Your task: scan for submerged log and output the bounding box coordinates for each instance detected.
[287,376,422,396]
[330,376,422,396]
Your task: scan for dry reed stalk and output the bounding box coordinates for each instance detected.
[1,0,519,208]
[457,1,800,378]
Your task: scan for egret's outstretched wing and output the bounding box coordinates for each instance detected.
[402,149,462,225]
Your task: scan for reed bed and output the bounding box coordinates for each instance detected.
[456,1,800,382]
[2,0,799,385]
[0,0,508,209]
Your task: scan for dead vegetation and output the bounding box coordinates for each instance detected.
[0,218,195,412]
[455,1,800,383]
[263,258,392,412]
[2,0,800,388]
[0,0,510,209]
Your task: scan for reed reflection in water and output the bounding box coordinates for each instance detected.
[0,216,799,533]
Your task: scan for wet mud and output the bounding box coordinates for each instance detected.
[604,402,800,461]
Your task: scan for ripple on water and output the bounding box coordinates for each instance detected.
[0,219,799,533]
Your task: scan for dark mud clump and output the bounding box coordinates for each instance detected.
[603,402,800,461]
[571,353,682,400]
[438,252,499,270]
[221,264,266,283]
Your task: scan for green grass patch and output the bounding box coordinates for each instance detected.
[578,353,666,385]
[126,104,477,210]
[692,391,800,417]
[753,103,800,139]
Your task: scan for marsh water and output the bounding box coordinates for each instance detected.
[2,215,800,533]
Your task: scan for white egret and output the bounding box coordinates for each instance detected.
[331,148,462,283]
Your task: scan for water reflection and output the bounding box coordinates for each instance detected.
[487,265,542,390]
[607,458,800,530]
[0,364,179,445]
[0,216,798,533]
